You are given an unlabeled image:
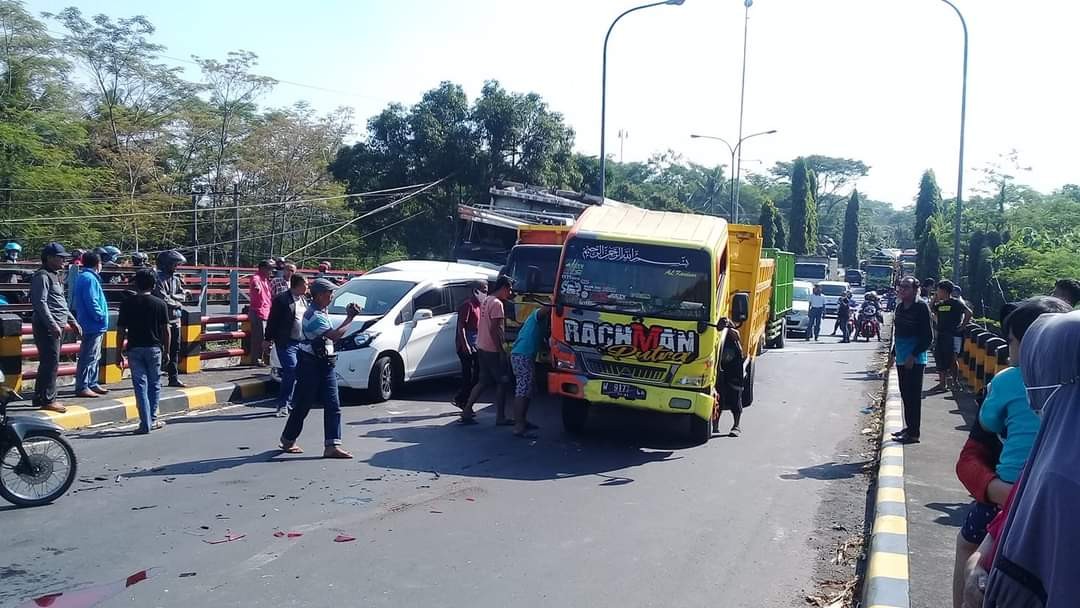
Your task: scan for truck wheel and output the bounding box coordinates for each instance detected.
[562,398,588,435]
[741,360,755,408]
[771,319,786,349]
[689,414,710,445]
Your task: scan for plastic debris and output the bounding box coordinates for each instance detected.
[179,572,197,578]
[17,569,157,608]
[333,534,355,543]
[131,505,157,511]
[203,530,245,544]
[333,496,372,506]
[273,531,303,538]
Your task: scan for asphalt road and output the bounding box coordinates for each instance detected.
[1,337,884,608]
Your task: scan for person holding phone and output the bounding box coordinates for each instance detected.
[279,278,359,459]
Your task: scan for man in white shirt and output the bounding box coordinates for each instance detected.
[266,273,308,416]
[807,284,827,341]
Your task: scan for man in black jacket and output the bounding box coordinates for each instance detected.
[891,276,934,444]
[265,273,308,417]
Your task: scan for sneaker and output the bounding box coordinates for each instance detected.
[151,420,166,430]
[275,407,288,418]
[897,433,920,444]
[729,426,741,437]
[90,386,110,395]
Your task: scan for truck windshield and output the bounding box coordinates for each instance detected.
[866,266,892,279]
[556,238,711,321]
[504,245,561,294]
[794,263,827,280]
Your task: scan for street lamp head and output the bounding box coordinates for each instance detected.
[744,0,753,7]
[666,0,686,5]
[765,129,777,134]
[690,134,702,139]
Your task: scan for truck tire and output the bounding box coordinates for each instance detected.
[689,414,710,445]
[741,360,755,408]
[768,318,786,349]
[562,398,588,435]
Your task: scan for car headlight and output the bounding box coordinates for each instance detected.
[338,331,380,352]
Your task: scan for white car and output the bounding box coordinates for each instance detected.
[817,281,851,317]
[366,260,499,276]
[786,280,814,337]
[273,266,500,402]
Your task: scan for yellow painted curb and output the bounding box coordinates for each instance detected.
[180,385,219,410]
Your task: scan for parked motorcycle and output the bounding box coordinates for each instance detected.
[0,372,78,507]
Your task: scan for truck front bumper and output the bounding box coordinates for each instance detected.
[548,372,713,421]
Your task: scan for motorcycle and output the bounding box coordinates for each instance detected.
[857,306,882,342]
[0,371,78,507]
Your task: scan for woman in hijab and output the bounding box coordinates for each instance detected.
[964,310,1080,607]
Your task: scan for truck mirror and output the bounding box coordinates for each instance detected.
[731,292,750,323]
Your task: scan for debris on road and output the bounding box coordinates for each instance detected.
[333,534,355,543]
[131,505,157,511]
[203,530,245,544]
[333,496,372,506]
[179,572,197,578]
[273,531,303,538]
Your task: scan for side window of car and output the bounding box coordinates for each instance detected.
[449,284,474,310]
[413,287,451,317]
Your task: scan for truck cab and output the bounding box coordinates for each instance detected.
[548,206,768,444]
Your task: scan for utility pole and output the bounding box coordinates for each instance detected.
[232,184,240,267]
[733,0,753,224]
[618,129,629,163]
[191,190,200,266]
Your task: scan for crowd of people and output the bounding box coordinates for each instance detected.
[880,271,1080,607]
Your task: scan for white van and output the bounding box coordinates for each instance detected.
[273,265,500,402]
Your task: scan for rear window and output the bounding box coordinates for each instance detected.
[819,283,848,296]
[795,263,827,280]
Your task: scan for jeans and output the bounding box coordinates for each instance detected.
[275,340,300,409]
[163,323,180,381]
[838,315,851,342]
[897,363,926,437]
[808,308,825,339]
[75,332,104,392]
[31,323,61,406]
[129,346,163,432]
[281,351,342,447]
[455,351,479,406]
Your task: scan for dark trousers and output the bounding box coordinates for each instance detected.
[32,323,61,405]
[163,323,180,381]
[897,363,926,437]
[839,314,851,342]
[455,351,479,406]
[281,351,342,447]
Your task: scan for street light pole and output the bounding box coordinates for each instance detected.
[733,0,753,223]
[691,129,777,220]
[600,0,685,200]
[940,0,968,284]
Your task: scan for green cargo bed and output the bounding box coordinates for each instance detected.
[763,248,794,318]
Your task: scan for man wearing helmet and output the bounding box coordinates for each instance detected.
[1,242,28,298]
[153,250,188,387]
[98,245,123,285]
[131,251,149,268]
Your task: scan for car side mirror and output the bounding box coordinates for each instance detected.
[731,292,750,323]
[413,308,433,322]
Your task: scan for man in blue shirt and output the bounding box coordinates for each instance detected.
[279,278,360,459]
[509,306,549,438]
[73,250,110,397]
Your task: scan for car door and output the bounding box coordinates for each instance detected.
[400,286,455,379]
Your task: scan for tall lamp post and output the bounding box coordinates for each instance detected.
[733,0,753,224]
[599,0,686,200]
[940,0,968,283]
[690,129,777,220]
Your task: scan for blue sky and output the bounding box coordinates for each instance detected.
[28,0,1080,206]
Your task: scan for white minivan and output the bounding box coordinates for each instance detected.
[273,265,500,402]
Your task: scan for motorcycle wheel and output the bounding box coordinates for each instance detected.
[0,430,78,507]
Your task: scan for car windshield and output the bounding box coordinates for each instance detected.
[329,279,416,316]
[504,245,562,294]
[795,263,827,280]
[819,284,848,296]
[793,285,811,301]
[556,238,711,321]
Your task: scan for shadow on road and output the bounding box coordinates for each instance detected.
[925,501,968,527]
[121,449,311,477]
[779,460,871,481]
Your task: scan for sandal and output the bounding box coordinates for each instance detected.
[279,442,304,454]
[495,419,515,427]
[323,446,354,459]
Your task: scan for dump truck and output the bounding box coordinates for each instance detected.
[547,206,773,444]
[762,247,794,349]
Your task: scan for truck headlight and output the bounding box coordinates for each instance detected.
[551,340,580,372]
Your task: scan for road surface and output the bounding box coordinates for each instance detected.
[1,339,884,608]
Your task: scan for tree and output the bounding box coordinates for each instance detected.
[758,198,780,248]
[787,158,817,255]
[914,170,941,277]
[919,215,944,282]
[841,190,860,267]
[775,213,787,250]
[964,229,986,312]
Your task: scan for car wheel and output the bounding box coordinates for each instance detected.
[366,355,397,402]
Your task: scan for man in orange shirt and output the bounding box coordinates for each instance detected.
[460,276,513,425]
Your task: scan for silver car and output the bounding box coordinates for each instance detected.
[786,280,814,336]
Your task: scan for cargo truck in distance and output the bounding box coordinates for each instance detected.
[794,255,838,284]
[548,206,775,444]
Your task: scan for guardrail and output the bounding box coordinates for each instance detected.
[0,308,259,392]
[957,322,1010,396]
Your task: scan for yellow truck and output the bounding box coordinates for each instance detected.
[547,206,773,443]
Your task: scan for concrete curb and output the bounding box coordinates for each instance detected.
[863,366,911,608]
[25,377,275,430]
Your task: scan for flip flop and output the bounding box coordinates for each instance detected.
[279,443,304,454]
[495,419,515,427]
[458,417,478,425]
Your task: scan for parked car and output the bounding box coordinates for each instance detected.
[786,280,814,337]
[366,260,500,276]
[844,268,864,286]
[817,280,851,317]
[272,265,500,402]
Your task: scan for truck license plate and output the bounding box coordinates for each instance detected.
[601,381,646,401]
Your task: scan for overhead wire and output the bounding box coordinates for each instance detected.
[303,209,431,261]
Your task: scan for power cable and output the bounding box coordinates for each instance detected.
[304,209,430,261]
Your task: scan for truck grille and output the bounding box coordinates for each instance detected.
[585,359,669,383]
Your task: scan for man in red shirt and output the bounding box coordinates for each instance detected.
[461,276,513,425]
[249,259,273,366]
[453,280,487,410]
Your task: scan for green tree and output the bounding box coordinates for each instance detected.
[841,190,860,267]
[758,198,780,248]
[787,158,817,255]
[914,170,941,277]
[920,215,944,281]
[965,229,986,313]
[775,213,787,250]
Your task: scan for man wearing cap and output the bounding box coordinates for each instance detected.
[279,278,359,459]
[249,259,273,366]
[30,243,82,412]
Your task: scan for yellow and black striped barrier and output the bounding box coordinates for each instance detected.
[0,313,21,391]
[180,308,202,374]
[98,311,123,386]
